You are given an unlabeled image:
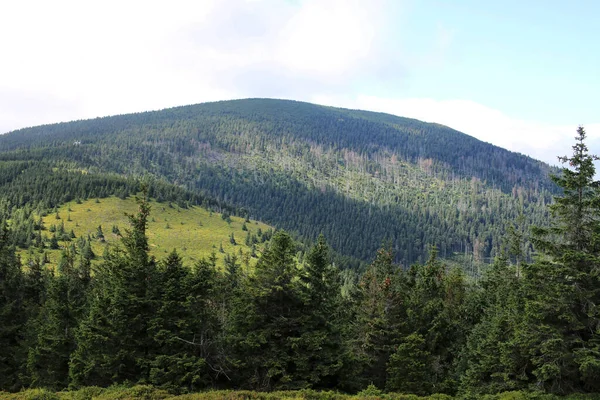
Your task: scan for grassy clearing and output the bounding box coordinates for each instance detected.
[19,196,272,270]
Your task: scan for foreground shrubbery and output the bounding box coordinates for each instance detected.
[1,386,600,400]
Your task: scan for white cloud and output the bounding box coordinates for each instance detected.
[0,0,389,133]
[276,0,379,77]
[2,0,598,168]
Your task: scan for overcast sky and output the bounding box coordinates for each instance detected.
[1,0,598,165]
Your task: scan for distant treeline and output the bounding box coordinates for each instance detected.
[0,98,557,265]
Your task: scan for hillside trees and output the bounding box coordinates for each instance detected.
[460,126,600,395]
[0,99,557,266]
[3,124,600,395]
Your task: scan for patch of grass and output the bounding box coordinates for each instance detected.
[19,196,271,270]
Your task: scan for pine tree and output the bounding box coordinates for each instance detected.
[229,230,303,390]
[149,250,209,391]
[522,127,600,393]
[293,234,343,389]
[49,233,59,250]
[459,256,528,395]
[28,248,89,389]
[69,192,159,387]
[386,333,431,395]
[0,221,26,391]
[351,244,404,390]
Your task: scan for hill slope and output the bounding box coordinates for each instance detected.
[0,98,557,266]
[19,196,272,270]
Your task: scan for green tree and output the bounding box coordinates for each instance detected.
[28,247,89,390]
[524,126,600,392]
[402,246,467,394]
[69,192,159,387]
[351,244,404,391]
[149,250,209,391]
[95,225,104,241]
[386,333,431,395]
[229,230,302,390]
[0,221,26,391]
[293,234,344,389]
[459,256,528,395]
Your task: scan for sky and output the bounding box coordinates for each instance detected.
[1,0,598,165]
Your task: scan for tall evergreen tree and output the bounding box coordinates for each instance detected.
[228,230,303,390]
[149,250,209,391]
[524,126,600,392]
[402,247,467,394]
[351,244,404,390]
[69,192,159,387]
[0,221,26,391]
[28,247,89,389]
[294,234,344,389]
[459,256,529,395]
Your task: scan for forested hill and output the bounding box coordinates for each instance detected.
[0,98,557,266]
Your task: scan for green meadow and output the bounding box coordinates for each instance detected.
[21,196,272,269]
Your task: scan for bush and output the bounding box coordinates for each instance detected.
[93,385,171,400]
[0,388,61,400]
[58,386,105,400]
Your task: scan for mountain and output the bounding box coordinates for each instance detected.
[0,98,557,267]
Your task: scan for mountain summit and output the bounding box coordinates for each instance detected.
[0,98,556,266]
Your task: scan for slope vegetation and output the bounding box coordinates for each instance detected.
[0,99,557,265]
[19,196,272,269]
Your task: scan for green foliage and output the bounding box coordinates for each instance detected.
[459,257,528,395]
[228,231,302,389]
[523,127,600,393]
[3,125,600,397]
[27,248,90,390]
[351,245,403,390]
[460,127,600,395]
[387,334,431,395]
[0,221,27,391]
[69,194,160,387]
[148,250,210,391]
[0,99,557,268]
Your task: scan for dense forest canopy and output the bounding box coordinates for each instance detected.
[0,127,599,398]
[0,99,558,267]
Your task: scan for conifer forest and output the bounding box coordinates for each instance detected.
[1,100,599,399]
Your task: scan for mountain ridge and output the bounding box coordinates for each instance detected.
[0,98,557,267]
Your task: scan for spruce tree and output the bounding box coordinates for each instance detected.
[28,248,89,389]
[149,250,209,391]
[351,244,404,391]
[228,230,303,390]
[0,221,26,391]
[459,256,528,395]
[69,192,159,387]
[402,246,465,394]
[524,126,600,392]
[294,234,343,389]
